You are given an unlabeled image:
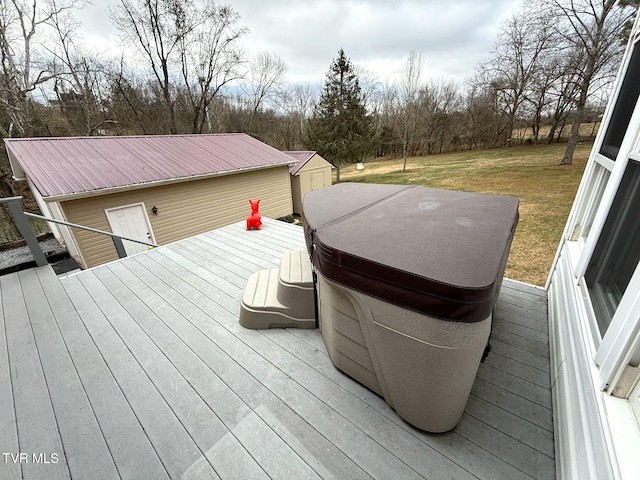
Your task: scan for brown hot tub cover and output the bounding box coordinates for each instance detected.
[303,183,519,323]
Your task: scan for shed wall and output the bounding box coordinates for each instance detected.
[291,154,332,214]
[60,166,292,268]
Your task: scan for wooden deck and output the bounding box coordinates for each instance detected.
[0,219,554,480]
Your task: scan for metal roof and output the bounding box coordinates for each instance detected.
[5,134,296,199]
[284,151,317,175]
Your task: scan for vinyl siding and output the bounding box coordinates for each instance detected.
[547,245,614,479]
[60,166,292,268]
[291,154,332,214]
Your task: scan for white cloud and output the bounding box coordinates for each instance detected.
[231,0,521,83]
[76,0,521,85]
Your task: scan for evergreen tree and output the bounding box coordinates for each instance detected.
[306,49,373,181]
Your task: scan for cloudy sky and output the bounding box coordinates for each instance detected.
[78,0,522,86]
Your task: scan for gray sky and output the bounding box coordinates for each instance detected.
[79,0,522,86]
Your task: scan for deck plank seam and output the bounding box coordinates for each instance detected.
[33,268,123,480]
[491,325,550,350]
[169,241,254,287]
[492,315,548,335]
[220,226,306,249]
[152,247,537,480]
[118,255,348,480]
[494,314,548,330]
[154,248,247,298]
[471,373,553,412]
[476,365,552,410]
[192,235,281,271]
[131,252,443,479]
[161,232,552,476]
[0,275,23,480]
[488,338,551,369]
[467,384,553,433]
[72,270,230,480]
[261,328,538,479]
[95,263,278,480]
[457,412,553,480]
[212,226,306,256]
[14,271,73,480]
[465,396,554,456]
[186,237,266,274]
[482,352,551,389]
[212,229,297,258]
[59,277,174,480]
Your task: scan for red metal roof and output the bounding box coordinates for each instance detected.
[284,151,318,175]
[5,134,296,199]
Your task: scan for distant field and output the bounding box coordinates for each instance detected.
[511,122,600,143]
[338,142,592,286]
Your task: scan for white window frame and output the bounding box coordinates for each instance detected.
[565,32,640,396]
[631,375,640,428]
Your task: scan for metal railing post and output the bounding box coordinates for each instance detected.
[2,196,48,267]
[112,237,127,259]
[2,196,158,265]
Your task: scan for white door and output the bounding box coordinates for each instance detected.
[105,203,155,256]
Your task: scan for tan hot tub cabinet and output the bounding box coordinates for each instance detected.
[302,183,519,433]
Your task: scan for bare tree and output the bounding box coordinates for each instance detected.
[0,0,86,138]
[45,5,118,136]
[111,0,196,134]
[548,0,637,165]
[419,79,461,154]
[397,50,422,171]
[461,82,505,150]
[106,61,153,134]
[242,51,287,134]
[179,3,247,134]
[479,5,555,146]
[272,83,316,150]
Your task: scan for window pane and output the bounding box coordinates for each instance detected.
[586,160,640,335]
[578,165,611,242]
[600,43,640,161]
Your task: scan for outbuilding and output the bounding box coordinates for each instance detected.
[5,133,295,268]
[285,151,333,214]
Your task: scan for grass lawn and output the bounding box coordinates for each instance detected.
[337,142,591,286]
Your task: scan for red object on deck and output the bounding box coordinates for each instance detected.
[246,199,262,230]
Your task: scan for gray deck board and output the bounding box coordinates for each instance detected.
[1,272,70,480]
[18,268,119,480]
[34,262,170,480]
[1,218,554,479]
[76,269,269,480]
[121,257,372,479]
[0,274,21,480]
[475,362,552,408]
[62,274,220,480]
[95,262,321,480]
[131,252,426,480]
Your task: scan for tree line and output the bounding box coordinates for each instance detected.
[0,0,638,205]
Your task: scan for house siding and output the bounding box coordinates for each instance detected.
[60,166,292,268]
[547,246,615,479]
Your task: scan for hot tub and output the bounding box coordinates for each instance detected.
[302,183,519,432]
